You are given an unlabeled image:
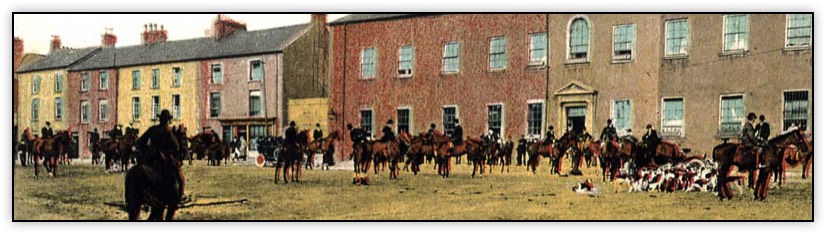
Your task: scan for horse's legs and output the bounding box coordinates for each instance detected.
[165,205,178,220]
[802,156,812,179]
[148,206,163,221]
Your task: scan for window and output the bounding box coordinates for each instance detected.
[530,33,548,65]
[32,75,40,94]
[783,91,809,131]
[527,102,544,138]
[569,17,591,60]
[397,108,411,134]
[720,95,744,134]
[99,71,109,90]
[662,98,685,138]
[665,19,689,56]
[99,100,109,122]
[249,125,267,150]
[489,37,507,70]
[613,24,636,60]
[250,60,263,81]
[360,109,374,137]
[361,48,376,78]
[172,67,181,87]
[31,99,39,121]
[55,73,64,93]
[613,100,632,135]
[54,97,63,120]
[151,69,160,89]
[249,91,262,116]
[132,70,141,90]
[398,46,414,77]
[723,15,749,52]
[443,42,460,73]
[80,100,89,123]
[132,97,141,121]
[172,94,181,119]
[211,64,223,84]
[443,106,457,135]
[151,96,160,120]
[786,14,812,48]
[488,104,503,136]
[210,92,221,118]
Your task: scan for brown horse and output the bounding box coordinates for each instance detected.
[206,141,231,166]
[772,133,813,188]
[439,137,486,178]
[403,133,438,175]
[308,130,340,171]
[493,141,513,173]
[714,128,807,201]
[102,130,138,172]
[372,132,407,179]
[125,155,181,220]
[526,140,552,175]
[352,140,374,185]
[31,128,73,178]
[19,128,36,167]
[552,132,579,175]
[582,140,601,169]
[602,138,623,181]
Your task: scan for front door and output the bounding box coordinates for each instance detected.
[567,106,586,136]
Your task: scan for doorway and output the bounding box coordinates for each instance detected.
[567,106,586,135]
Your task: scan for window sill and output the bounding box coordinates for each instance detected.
[611,59,634,64]
[718,50,749,58]
[248,79,263,83]
[663,55,689,61]
[397,75,413,79]
[783,46,812,52]
[489,68,507,73]
[441,71,460,76]
[564,60,590,66]
[358,77,376,80]
[525,64,547,70]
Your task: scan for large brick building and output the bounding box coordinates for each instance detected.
[329,14,812,159]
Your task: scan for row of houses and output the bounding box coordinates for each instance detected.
[14,14,812,161]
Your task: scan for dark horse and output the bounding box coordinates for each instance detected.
[403,133,438,175]
[102,129,139,172]
[124,152,182,220]
[714,128,807,201]
[276,130,311,183]
[372,131,407,179]
[352,139,374,185]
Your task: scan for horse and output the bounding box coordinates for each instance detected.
[771,133,813,188]
[714,128,808,201]
[372,132,406,179]
[124,153,182,220]
[440,137,486,178]
[494,140,514,173]
[601,138,623,181]
[581,140,601,169]
[90,138,103,165]
[403,133,439,176]
[289,130,312,182]
[32,128,73,178]
[206,141,230,166]
[188,133,214,161]
[308,130,340,171]
[526,140,551,175]
[102,130,138,172]
[352,140,374,185]
[552,132,579,175]
[19,128,36,167]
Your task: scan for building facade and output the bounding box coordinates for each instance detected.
[116,62,200,134]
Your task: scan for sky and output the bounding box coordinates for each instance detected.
[13,14,348,54]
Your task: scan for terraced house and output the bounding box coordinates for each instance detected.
[16,36,99,136]
[13,37,45,148]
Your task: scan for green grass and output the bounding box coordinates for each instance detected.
[12,160,813,220]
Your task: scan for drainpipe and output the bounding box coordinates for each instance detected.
[341,24,348,160]
[544,14,551,137]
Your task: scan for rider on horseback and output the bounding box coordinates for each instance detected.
[741,112,766,169]
[600,119,620,151]
[347,123,368,157]
[380,119,396,157]
[426,123,437,144]
[642,124,661,157]
[285,121,299,151]
[313,123,323,142]
[451,119,463,148]
[544,125,556,155]
[135,109,185,199]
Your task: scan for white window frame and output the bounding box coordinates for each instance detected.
[248,59,264,82]
[661,97,686,138]
[360,48,377,79]
[211,63,223,84]
[249,90,262,117]
[488,36,508,71]
[151,68,161,89]
[529,33,548,66]
[80,72,89,92]
[80,100,89,123]
[719,94,746,135]
[487,103,505,137]
[209,92,221,118]
[55,72,64,93]
[99,71,109,90]
[172,94,181,120]
[99,99,109,122]
[442,41,461,74]
[54,97,64,121]
[396,107,413,134]
[611,99,633,136]
[132,70,141,90]
[722,14,750,53]
[526,99,545,139]
[785,14,813,49]
[664,18,690,57]
[612,24,636,62]
[31,98,40,121]
[397,46,414,78]
[32,75,40,94]
[360,108,375,138]
[442,105,460,135]
[132,96,141,121]
[566,15,592,63]
[151,96,160,120]
[781,89,811,132]
[172,67,182,87]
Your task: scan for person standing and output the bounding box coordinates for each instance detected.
[517,135,528,166]
[756,115,771,143]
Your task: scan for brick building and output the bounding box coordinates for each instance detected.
[329,14,812,159]
[13,38,44,151]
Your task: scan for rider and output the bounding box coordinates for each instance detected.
[600,119,619,152]
[642,124,661,157]
[756,115,771,143]
[379,119,396,156]
[517,135,528,166]
[135,109,185,198]
[89,128,100,154]
[544,125,556,156]
[313,123,324,142]
[451,119,463,147]
[580,127,592,142]
[285,121,298,149]
[741,113,765,168]
[41,121,54,138]
[426,123,437,144]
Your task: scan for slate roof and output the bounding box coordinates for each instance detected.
[328,14,437,25]
[69,23,311,71]
[16,47,99,73]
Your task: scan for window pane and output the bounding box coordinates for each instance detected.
[212,64,223,83]
[569,18,590,59]
[666,20,689,56]
[132,71,141,89]
[210,92,221,117]
[724,15,748,51]
[361,110,373,136]
[720,96,744,133]
[249,91,261,116]
[362,48,376,78]
[662,98,685,137]
[443,107,456,135]
[397,109,410,134]
[784,91,809,130]
[251,61,263,81]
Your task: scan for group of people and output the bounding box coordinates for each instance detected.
[741,113,772,168]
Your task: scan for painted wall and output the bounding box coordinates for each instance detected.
[17,69,71,134]
[67,69,119,158]
[116,62,200,134]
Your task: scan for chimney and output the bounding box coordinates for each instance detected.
[311,14,328,25]
[50,35,62,52]
[101,28,118,48]
[13,37,23,70]
[141,23,168,44]
[212,14,247,39]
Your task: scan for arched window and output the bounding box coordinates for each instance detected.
[568,17,591,61]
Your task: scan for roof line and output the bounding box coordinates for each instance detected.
[66,51,284,72]
[328,14,441,26]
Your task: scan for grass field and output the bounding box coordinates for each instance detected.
[12,160,813,220]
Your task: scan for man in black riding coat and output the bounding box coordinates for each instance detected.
[756,115,771,143]
[379,119,396,156]
[544,125,556,145]
[41,121,54,138]
[642,124,661,157]
[285,121,298,148]
[135,109,185,198]
[313,123,324,142]
[517,135,528,166]
[426,123,437,144]
[741,113,765,168]
[89,128,100,154]
[600,119,619,151]
[451,119,463,146]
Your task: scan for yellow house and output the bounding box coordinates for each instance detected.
[16,48,99,134]
[116,62,199,133]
